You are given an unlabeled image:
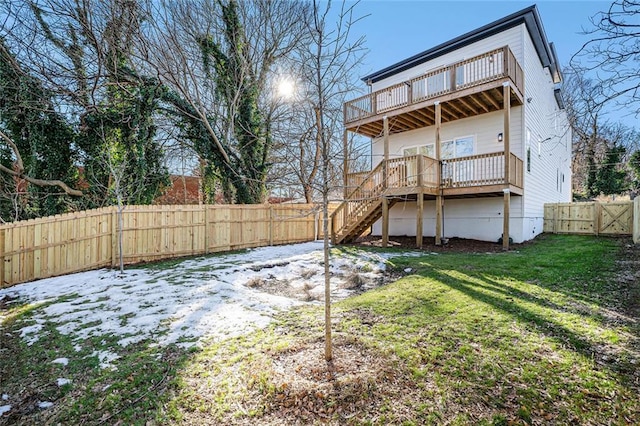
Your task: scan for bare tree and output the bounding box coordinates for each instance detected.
[563,70,640,197]
[572,0,640,117]
[1,0,169,211]
[143,0,309,204]
[297,0,366,361]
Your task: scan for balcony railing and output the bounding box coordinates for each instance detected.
[332,152,523,243]
[348,151,523,196]
[345,46,524,124]
[441,152,523,189]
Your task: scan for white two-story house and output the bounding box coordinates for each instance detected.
[331,5,572,249]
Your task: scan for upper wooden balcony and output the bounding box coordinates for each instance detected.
[344,46,525,138]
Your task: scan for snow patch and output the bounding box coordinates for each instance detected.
[0,405,11,416]
[38,401,54,409]
[51,358,69,366]
[56,378,71,386]
[0,242,417,348]
[91,350,119,369]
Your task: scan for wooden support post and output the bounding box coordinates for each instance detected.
[502,82,511,251]
[331,214,337,245]
[435,102,443,246]
[503,82,511,184]
[503,189,510,251]
[416,194,424,249]
[0,227,5,288]
[416,155,424,249]
[383,116,389,189]
[382,197,389,248]
[343,130,349,200]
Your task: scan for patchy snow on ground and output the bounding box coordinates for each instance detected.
[0,241,417,353]
[56,378,71,387]
[0,405,11,416]
[51,358,69,366]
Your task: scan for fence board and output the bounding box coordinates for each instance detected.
[544,201,636,237]
[0,204,323,288]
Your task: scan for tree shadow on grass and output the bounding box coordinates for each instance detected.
[428,267,639,382]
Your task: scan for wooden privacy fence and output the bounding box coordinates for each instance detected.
[544,201,638,238]
[0,204,324,288]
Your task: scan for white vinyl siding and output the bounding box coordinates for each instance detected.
[372,110,522,165]
[372,197,524,243]
[371,26,523,92]
[520,26,572,240]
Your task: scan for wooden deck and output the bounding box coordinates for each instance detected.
[332,153,523,244]
[344,46,524,138]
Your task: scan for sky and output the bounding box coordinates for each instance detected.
[352,1,609,76]
[344,1,636,127]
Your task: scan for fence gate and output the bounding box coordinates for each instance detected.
[599,202,633,235]
[544,201,634,236]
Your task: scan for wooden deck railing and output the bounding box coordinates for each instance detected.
[332,161,386,238]
[441,152,523,189]
[345,46,524,124]
[332,152,522,241]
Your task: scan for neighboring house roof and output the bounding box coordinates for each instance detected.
[362,4,561,85]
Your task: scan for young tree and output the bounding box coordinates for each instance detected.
[595,143,628,196]
[629,151,640,197]
[299,0,366,360]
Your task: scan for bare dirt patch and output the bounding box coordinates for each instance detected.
[353,235,525,253]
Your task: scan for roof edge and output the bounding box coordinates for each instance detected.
[362,5,557,84]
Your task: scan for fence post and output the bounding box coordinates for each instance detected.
[269,205,274,246]
[553,204,559,234]
[203,205,209,254]
[634,197,639,244]
[111,207,117,268]
[0,227,5,288]
[595,202,601,236]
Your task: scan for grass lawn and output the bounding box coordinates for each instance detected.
[1,234,639,425]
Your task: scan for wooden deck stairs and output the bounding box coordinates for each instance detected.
[332,162,398,244]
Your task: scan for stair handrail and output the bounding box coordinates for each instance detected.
[331,160,388,241]
[344,160,385,201]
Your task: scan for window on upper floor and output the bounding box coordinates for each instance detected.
[403,144,435,158]
[442,136,474,159]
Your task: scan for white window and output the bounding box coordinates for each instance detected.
[402,144,435,186]
[403,144,435,158]
[442,136,475,184]
[441,136,474,159]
